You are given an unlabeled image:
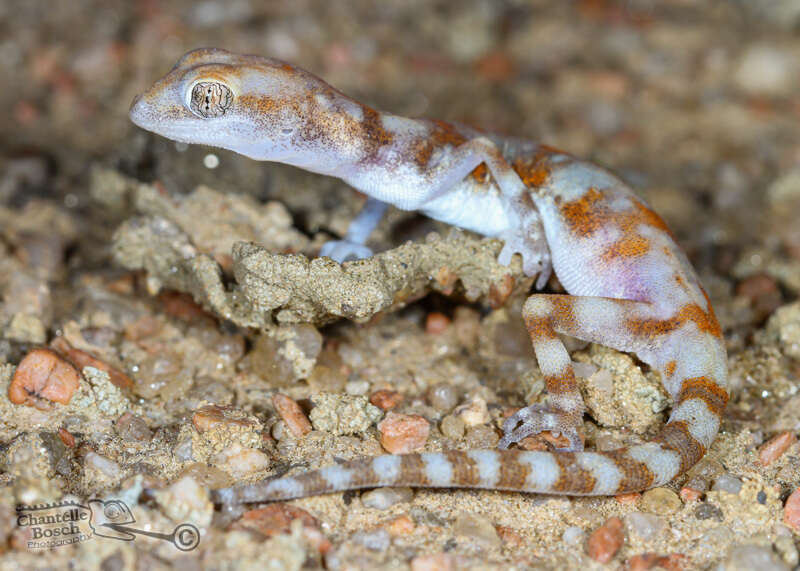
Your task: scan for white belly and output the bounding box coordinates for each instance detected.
[420,180,510,237]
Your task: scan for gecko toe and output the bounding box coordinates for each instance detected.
[320,240,374,262]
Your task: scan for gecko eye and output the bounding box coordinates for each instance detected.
[188,81,233,118]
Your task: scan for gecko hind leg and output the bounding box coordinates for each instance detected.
[500,294,656,451]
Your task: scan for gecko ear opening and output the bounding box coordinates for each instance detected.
[187,81,233,118]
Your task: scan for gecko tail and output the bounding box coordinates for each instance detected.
[211,375,727,504]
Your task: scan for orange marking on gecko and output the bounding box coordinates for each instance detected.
[626,302,722,340]
[552,453,596,493]
[676,376,728,416]
[413,120,487,182]
[560,187,607,236]
[664,360,677,377]
[608,450,655,493]
[656,421,705,473]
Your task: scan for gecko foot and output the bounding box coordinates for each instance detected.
[319,240,374,262]
[497,224,552,288]
[498,404,584,452]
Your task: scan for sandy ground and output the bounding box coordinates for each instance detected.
[1,1,800,569]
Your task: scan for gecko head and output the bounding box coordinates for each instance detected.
[129,48,310,161]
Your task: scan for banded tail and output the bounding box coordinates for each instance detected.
[211,377,727,503]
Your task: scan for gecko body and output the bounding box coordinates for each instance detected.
[130,48,727,501]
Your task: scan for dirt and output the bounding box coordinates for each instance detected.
[1,1,800,569]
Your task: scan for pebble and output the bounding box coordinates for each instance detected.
[309,393,382,436]
[679,487,703,502]
[765,302,800,361]
[440,415,465,439]
[495,525,523,549]
[272,393,312,438]
[587,517,624,564]
[734,43,795,96]
[233,503,331,554]
[775,535,799,567]
[192,404,259,433]
[378,412,430,454]
[8,348,81,406]
[370,389,403,411]
[724,545,789,571]
[758,431,797,466]
[427,383,458,412]
[361,487,414,510]
[640,487,681,515]
[452,512,501,549]
[454,396,489,427]
[385,515,415,536]
[626,553,689,571]
[694,503,724,521]
[154,475,213,528]
[624,512,665,541]
[425,312,451,334]
[411,553,455,571]
[464,424,499,448]
[353,529,391,551]
[115,412,153,442]
[452,307,480,349]
[711,474,743,495]
[5,313,46,344]
[345,380,370,395]
[57,427,76,448]
[783,488,800,531]
[615,492,641,505]
[51,337,133,390]
[562,526,585,545]
[212,443,270,479]
[177,462,232,489]
[85,452,122,479]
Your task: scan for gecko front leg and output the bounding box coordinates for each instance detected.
[320,197,388,262]
[412,136,551,280]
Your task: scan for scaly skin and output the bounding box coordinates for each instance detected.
[130,48,727,502]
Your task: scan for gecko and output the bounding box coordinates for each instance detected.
[129,48,727,502]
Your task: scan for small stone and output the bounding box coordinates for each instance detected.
[615,493,640,505]
[272,393,312,438]
[775,535,799,568]
[385,515,415,536]
[411,553,455,571]
[115,412,153,442]
[378,412,430,454]
[640,487,681,515]
[453,512,501,549]
[440,415,465,439]
[495,525,524,548]
[5,313,46,344]
[784,488,800,531]
[626,553,689,571]
[361,487,414,510]
[51,337,133,390]
[425,312,450,334]
[85,452,122,479]
[724,545,790,571]
[711,474,743,495]
[353,529,391,551]
[235,503,332,554]
[454,396,489,427]
[562,526,585,545]
[427,383,458,412]
[9,348,81,406]
[758,431,797,466]
[587,516,624,564]
[370,389,403,411]
[624,512,665,541]
[309,393,382,436]
[212,443,270,479]
[679,487,703,502]
[177,463,232,489]
[464,424,499,448]
[453,307,480,349]
[345,379,370,395]
[154,475,213,528]
[192,404,259,433]
[57,427,76,448]
[694,503,724,521]
[734,43,794,96]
